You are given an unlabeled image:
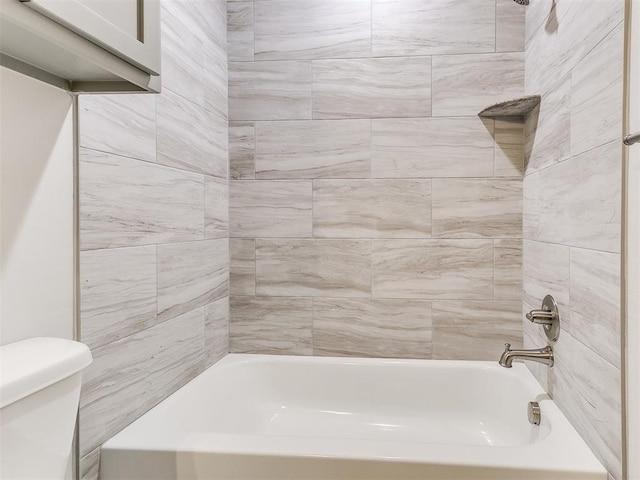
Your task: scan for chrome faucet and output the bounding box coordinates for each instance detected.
[498,343,554,368]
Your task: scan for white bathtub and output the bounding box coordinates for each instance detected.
[101,354,606,479]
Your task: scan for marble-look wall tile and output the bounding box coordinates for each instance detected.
[524,4,565,93]
[163,0,226,49]
[523,240,570,329]
[79,0,229,468]
[230,296,313,354]
[205,176,229,239]
[524,75,571,173]
[523,0,554,44]
[161,5,204,106]
[432,53,524,117]
[570,248,621,368]
[79,447,100,480]
[570,24,624,157]
[224,0,527,368]
[80,308,204,456]
[432,179,522,238]
[227,1,254,61]
[80,149,204,250]
[553,332,622,480]
[254,0,371,61]
[494,239,523,301]
[256,239,371,297]
[372,0,495,56]
[79,95,156,163]
[208,0,228,49]
[521,301,550,388]
[230,123,255,179]
[434,329,520,361]
[432,302,522,330]
[229,61,312,121]
[313,179,431,238]
[313,298,432,358]
[522,171,539,240]
[372,240,493,299]
[525,0,623,97]
[312,57,431,119]
[230,180,312,237]
[204,40,229,119]
[524,3,622,476]
[80,246,157,350]
[432,301,522,360]
[372,117,494,178]
[157,90,227,178]
[157,239,229,322]
[494,119,524,177]
[527,141,621,253]
[230,239,255,295]
[205,297,229,367]
[561,0,624,69]
[496,0,525,52]
[255,120,371,179]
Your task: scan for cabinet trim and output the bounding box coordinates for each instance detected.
[19,0,160,75]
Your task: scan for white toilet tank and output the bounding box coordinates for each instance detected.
[0,337,93,480]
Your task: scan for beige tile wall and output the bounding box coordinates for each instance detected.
[523,0,624,478]
[78,0,229,476]
[227,0,526,361]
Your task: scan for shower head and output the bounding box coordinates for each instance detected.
[513,0,529,5]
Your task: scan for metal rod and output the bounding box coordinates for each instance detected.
[624,131,640,146]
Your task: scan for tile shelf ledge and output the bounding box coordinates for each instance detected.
[478,95,541,119]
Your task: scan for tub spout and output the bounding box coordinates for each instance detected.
[498,343,554,368]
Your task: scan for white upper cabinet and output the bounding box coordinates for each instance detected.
[0,0,161,92]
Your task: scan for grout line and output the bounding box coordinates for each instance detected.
[369,117,373,178]
[494,0,498,53]
[252,0,256,61]
[80,145,226,180]
[491,119,497,177]
[568,246,573,337]
[493,238,497,300]
[310,60,315,120]
[231,114,507,122]
[155,244,159,324]
[311,297,316,355]
[229,236,521,241]
[524,138,622,178]
[311,179,315,238]
[203,175,206,240]
[531,19,625,99]
[253,236,258,297]
[82,237,226,254]
[369,239,373,299]
[429,56,433,116]
[370,0,373,58]
[523,238,621,256]
[229,51,524,64]
[229,177,521,182]
[162,82,210,115]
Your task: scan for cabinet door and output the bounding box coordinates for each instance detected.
[18,0,160,74]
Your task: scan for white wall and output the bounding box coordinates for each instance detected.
[0,66,74,346]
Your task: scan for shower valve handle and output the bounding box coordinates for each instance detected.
[527,295,561,343]
[526,309,555,325]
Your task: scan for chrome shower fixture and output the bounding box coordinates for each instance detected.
[513,0,529,5]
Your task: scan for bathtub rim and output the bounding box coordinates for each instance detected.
[101,353,608,478]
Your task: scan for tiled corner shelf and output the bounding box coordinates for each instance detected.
[478,95,541,119]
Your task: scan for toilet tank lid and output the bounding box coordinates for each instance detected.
[0,337,92,408]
